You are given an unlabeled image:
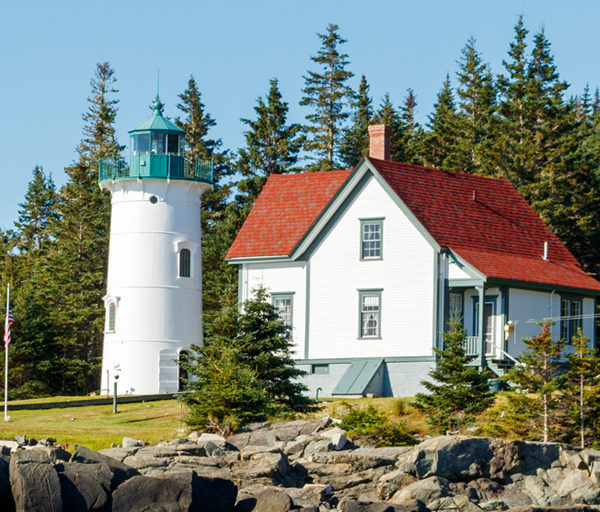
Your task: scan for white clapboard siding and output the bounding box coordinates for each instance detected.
[242,261,307,358]
[307,174,435,359]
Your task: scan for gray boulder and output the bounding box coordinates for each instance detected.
[57,462,112,512]
[10,449,62,512]
[111,471,237,512]
[31,445,72,463]
[70,445,139,489]
[122,437,144,448]
[233,451,291,484]
[402,437,492,481]
[339,498,427,511]
[252,489,293,512]
[391,476,453,504]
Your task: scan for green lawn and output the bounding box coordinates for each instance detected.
[0,399,186,451]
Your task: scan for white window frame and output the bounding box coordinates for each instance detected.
[272,292,294,334]
[174,240,199,280]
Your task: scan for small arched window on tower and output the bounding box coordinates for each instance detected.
[174,241,198,280]
[103,295,119,333]
[179,248,191,278]
[108,303,116,331]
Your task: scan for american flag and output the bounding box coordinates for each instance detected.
[4,306,13,347]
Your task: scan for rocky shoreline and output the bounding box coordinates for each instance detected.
[2,418,600,511]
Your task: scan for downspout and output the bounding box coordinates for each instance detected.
[549,290,556,336]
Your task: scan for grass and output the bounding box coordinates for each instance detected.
[0,398,186,451]
[0,394,505,452]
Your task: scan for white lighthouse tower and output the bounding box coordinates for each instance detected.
[99,98,212,395]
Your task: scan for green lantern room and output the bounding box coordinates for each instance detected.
[99,98,213,185]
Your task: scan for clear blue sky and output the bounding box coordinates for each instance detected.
[2,0,599,229]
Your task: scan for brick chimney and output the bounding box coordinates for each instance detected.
[368,125,391,160]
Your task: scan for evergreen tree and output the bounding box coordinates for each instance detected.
[237,287,312,412]
[372,94,402,160]
[413,321,494,433]
[496,16,532,186]
[396,89,423,165]
[236,78,301,207]
[339,74,373,168]
[446,37,498,175]
[564,329,600,448]
[422,75,460,169]
[14,166,58,252]
[176,76,231,232]
[300,23,354,170]
[504,323,564,442]
[49,62,122,393]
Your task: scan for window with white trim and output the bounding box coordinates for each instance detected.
[359,290,382,338]
[272,293,293,331]
[561,298,582,342]
[360,219,383,260]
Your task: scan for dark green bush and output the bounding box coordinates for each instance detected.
[340,405,417,446]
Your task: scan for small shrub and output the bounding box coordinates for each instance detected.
[392,398,411,416]
[340,405,417,447]
[377,423,418,447]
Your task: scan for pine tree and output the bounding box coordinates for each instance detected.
[447,37,497,175]
[49,62,122,393]
[564,329,600,448]
[300,23,354,171]
[413,321,494,433]
[504,323,564,442]
[339,75,373,168]
[14,166,58,252]
[422,75,460,169]
[236,78,301,207]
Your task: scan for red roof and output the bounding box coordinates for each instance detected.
[228,158,600,292]
[226,170,352,259]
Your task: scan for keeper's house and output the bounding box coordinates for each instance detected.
[226,125,600,398]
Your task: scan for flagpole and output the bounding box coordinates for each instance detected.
[4,284,9,422]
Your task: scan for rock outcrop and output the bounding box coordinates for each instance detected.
[1,420,600,511]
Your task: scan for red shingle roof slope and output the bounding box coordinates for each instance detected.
[226,170,352,259]
[368,157,600,291]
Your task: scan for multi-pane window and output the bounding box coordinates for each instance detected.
[360,219,383,259]
[108,303,116,332]
[359,290,381,338]
[179,249,191,278]
[561,298,582,342]
[272,294,293,331]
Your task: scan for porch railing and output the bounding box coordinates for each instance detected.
[464,336,479,356]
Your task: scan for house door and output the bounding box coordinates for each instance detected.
[474,301,495,355]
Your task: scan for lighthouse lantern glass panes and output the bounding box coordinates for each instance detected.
[168,134,179,154]
[135,134,150,154]
[151,133,165,154]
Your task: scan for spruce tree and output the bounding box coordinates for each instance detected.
[496,16,532,186]
[300,23,354,171]
[413,321,494,433]
[447,37,498,176]
[49,62,122,393]
[339,74,373,168]
[372,94,402,160]
[422,75,460,169]
[237,287,312,412]
[397,89,424,165]
[504,323,564,442]
[236,78,301,207]
[564,329,600,448]
[176,76,231,232]
[14,166,58,252]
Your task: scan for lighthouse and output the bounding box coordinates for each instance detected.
[99,98,212,395]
